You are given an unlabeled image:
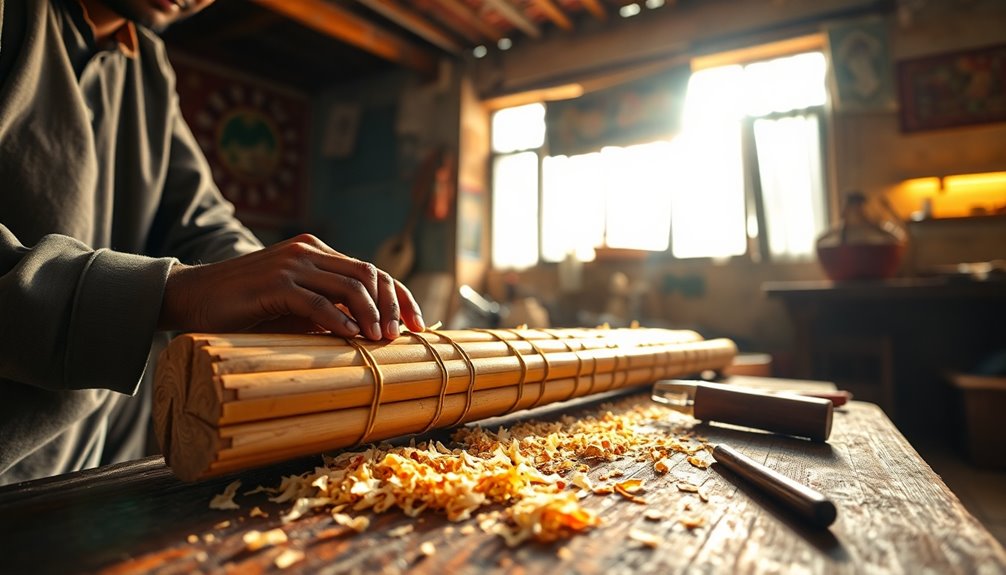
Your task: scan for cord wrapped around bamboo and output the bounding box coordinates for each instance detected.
[153,327,737,481]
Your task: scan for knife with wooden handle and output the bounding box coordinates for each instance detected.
[652,380,834,441]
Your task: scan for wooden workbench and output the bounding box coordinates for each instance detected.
[1,387,1004,575]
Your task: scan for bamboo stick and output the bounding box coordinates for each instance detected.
[153,327,736,481]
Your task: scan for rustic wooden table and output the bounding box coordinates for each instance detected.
[2,387,1004,575]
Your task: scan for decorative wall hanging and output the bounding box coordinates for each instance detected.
[171,55,310,227]
[827,18,896,112]
[897,43,1006,133]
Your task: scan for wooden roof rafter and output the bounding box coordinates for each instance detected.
[482,0,541,38]
[355,0,465,54]
[530,0,573,31]
[251,0,438,75]
[428,0,505,43]
[579,0,609,21]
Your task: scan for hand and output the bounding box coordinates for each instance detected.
[157,234,425,340]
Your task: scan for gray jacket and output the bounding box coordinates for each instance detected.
[0,0,262,484]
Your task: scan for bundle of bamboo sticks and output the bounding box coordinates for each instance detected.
[153,327,737,481]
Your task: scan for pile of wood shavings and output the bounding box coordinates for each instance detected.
[226,397,711,546]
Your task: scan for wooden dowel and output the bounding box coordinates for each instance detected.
[207,338,615,375]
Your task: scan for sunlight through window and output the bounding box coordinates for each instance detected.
[491,152,539,269]
[492,103,545,153]
[670,67,747,259]
[488,48,828,267]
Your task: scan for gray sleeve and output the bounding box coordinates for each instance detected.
[0,225,174,394]
[144,96,264,264]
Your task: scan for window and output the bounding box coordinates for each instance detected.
[490,48,830,269]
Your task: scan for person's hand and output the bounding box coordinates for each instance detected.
[157,234,424,340]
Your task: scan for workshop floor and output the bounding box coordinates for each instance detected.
[916,439,1006,548]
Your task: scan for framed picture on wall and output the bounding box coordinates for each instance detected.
[897,43,1006,133]
[827,18,896,112]
[170,53,310,227]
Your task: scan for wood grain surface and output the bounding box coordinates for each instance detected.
[1,387,1004,575]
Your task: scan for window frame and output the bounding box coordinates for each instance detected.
[488,48,833,269]
[742,105,831,264]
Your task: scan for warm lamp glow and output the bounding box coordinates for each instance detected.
[943,171,1006,193]
[901,176,941,196]
[892,171,1006,219]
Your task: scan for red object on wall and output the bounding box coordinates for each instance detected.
[171,55,309,227]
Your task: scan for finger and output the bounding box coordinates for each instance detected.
[282,285,361,338]
[295,272,382,340]
[394,279,425,332]
[309,251,381,303]
[374,269,401,339]
[286,234,379,297]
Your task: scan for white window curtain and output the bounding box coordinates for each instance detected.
[753,114,827,260]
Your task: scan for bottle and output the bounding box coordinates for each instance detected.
[815,191,907,281]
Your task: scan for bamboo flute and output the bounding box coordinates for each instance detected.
[153,327,736,481]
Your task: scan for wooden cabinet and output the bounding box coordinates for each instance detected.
[765,278,1006,440]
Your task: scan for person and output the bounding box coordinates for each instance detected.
[0,0,425,485]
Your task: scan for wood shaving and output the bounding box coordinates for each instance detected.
[628,528,661,548]
[592,484,614,495]
[213,520,231,529]
[333,512,371,533]
[643,509,665,521]
[209,480,242,510]
[698,485,712,503]
[614,481,648,504]
[274,548,304,569]
[186,534,198,544]
[614,479,644,493]
[570,471,594,492]
[229,398,709,546]
[557,546,573,560]
[654,458,672,474]
[249,506,268,518]
[419,541,437,556]
[388,524,415,538]
[676,482,699,493]
[680,515,705,529]
[243,528,288,551]
[687,455,711,469]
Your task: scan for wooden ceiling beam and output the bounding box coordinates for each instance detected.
[355,0,464,54]
[530,0,573,31]
[429,0,504,43]
[579,0,608,21]
[482,0,541,38]
[251,0,437,75]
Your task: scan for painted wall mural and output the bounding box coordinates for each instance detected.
[172,55,309,227]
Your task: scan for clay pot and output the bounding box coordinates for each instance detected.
[816,192,907,281]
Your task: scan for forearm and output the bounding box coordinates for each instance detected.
[0,225,173,394]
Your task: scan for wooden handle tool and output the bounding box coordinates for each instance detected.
[652,380,833,441]
[713,443,837,528]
